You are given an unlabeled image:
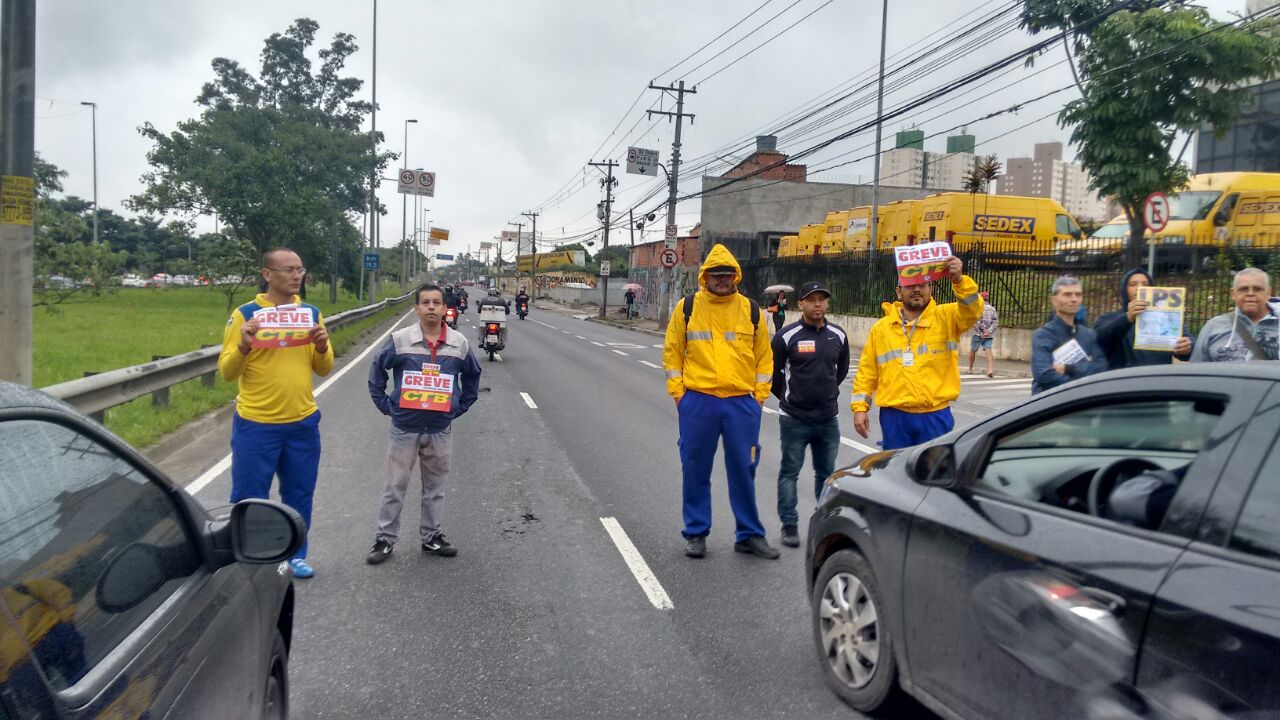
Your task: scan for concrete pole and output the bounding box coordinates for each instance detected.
[80,101,98,245]
[1,0,36,384]
[868,0,889,254]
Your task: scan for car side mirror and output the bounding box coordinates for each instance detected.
[96,542,168,613]
[231,499,306,564]
[907,443,957,487]
[1071,228,1083,240]
[1213,209,1230,227]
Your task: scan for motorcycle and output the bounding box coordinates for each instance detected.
[444,306,459,330]
[517,300,528,320]
[479,306,507,360]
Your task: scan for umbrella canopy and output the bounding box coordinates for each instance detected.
[622,283,644,292]
[764,284,794,294]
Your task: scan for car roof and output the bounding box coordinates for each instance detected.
[0,381,81,415]
[1056,362,1280,393]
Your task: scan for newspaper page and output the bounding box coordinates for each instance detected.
[1133,286,1185,351]
[1052,338,1089,366]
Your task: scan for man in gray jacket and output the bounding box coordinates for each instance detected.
[1191,268,1278,363]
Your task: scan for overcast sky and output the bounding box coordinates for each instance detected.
[34,0,1243,264]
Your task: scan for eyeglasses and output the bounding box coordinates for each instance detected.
[267,266,306,276]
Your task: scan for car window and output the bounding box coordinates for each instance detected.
[1055,214,1072,235]
[977,399,1226,518]
[1229,436,1280,561]
[0,419,201,691]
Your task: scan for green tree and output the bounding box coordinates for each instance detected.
[198,234,259,312]
[129,18,394,279]
[1021,2,1280,268]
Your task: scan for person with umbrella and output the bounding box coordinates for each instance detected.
[765,284,793,333]
[623,283,642,320]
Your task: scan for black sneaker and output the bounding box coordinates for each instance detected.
[422,534,458,557]
[684,536,706,558]
[366,539,393,565]
[781,525,800,547]
[734,535,781,559]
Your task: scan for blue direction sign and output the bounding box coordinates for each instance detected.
[363,253,380,270]
[436,253,455,261]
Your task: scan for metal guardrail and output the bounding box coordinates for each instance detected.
[43,293,413,418]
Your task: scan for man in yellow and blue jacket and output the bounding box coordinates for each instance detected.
[851,256,982,450]
[218,248,333,578]
[663,244,778,560]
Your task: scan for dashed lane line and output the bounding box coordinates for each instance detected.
[652,344,663,348]
[520,392,538,409]
[534,320,558,329]
[575,335,586,340]
[600,517,674,611]
[591,341,605,347]
[638,361,661,369]
[612,349,630,356]
[840,437,880,454]
[186,308,416,496]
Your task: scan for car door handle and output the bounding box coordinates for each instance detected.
[1080,587,1126,616]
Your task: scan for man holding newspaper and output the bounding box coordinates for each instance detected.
[1031,276,1109,394]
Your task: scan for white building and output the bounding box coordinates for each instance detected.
[878,147,974,191]
[996,142,1110,222]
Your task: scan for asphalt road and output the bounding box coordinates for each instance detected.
[184,303,1035,719]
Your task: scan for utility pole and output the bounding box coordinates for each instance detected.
[869,0,888,255]
[508,221,525,285]
[648,81,695,330]
[589,160,618,320]
[1,0,36,384]
[368,0,379,297]
[79,101,98,245]
[521,210,538,296]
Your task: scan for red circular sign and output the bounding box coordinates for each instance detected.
[659,248,678,269]
[1143,192,1170,233]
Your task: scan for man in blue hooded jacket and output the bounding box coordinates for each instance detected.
[1031,276,1109,394]
[366,284,482,564]
[1094,268,1194,369]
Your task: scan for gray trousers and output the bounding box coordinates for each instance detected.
[376,426,452,544]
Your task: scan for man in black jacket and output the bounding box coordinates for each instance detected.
[770,281,850,547]
[1094,268,1193,369]
[1031,276,1109,394]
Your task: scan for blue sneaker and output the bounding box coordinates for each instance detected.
[287,558,315,579]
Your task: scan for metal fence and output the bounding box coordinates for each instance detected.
[42,292,414,419]
[737,241,1280,334]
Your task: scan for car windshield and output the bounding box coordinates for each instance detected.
[1090,223,1129,239]
[1166,191,1223,220]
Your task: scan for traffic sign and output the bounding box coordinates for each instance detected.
[397,169,436,197]
[599,261,611,277]
[363,253,380,270]
[429,226,450,241]
[1143,192,1170,233]
[665,223,678,238]
[659,248,678,269]
[436,253,454,261]
[664,223,678,249]
[626,147,660,176]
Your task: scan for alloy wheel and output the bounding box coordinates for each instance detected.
[818,572,881,689]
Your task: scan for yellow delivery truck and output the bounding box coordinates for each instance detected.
[776,234,798,258]
[796,223,824,258]
[875,199,924,249]
[914,192,1082,265]
[1149,172,1280,269]
[844,207,872,252]
[820,211,849,255]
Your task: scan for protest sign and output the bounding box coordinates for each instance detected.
[399,369,455,412]
[895,242,953,286]
[251,304,316,349]
[1052,338,1089,366]
[1134,286,1186,351]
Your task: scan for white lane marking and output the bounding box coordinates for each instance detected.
[520,392,538,409]
[762,407,778,415]
[561,330,571,334]
[599,517,674,611]
[575,335,586,340]
[534,320,557,329]
[612,349,630,356]
[187,308,416,496]
[493,353,503,362]
[962,379,1032,388]
[591,341,605,347]
[840,437,879,454]
[639,360,661,369]
[652,344,663,348]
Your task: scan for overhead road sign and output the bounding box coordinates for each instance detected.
[626,147,660,176]
[397,169,436,197]
[429,226,450,241]
[436,253,454,261]
[479,241,492,250]
[1143,192,1170,233]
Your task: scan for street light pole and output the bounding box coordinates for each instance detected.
[79,101,98,245]
[401,118,416,285]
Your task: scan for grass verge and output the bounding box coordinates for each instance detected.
[100,302,411,449]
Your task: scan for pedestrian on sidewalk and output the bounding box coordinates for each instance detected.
[663,244,779,560]
[851,256,982,451]
[365,284,482,565]
[1094,268,1194,369]
[1031,276,1109,395]
[1191,267,1278,362]
[218,247,334,579]
[771,290,788,332]
[771,281,849,548]
[625,287,637,320]
[967,291,998,377]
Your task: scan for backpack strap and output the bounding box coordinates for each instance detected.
[682,293,696,326]
[683,292,761,331]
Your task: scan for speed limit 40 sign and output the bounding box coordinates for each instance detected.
[1143,192,1170,233]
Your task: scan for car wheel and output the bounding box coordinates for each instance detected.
[263,629,288,720]
[812,549,899,712]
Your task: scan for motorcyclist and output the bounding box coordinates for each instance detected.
[515,287,531,317]
[477,288,511,345]
[444,284,460,311]
[458,286,470,313]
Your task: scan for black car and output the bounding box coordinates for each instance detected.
[806,364,1280,720]
[0,382,306,719]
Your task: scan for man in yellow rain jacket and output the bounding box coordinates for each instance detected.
[851,256,982,450]
[663,244,778,560]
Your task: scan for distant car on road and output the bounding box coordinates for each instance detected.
[0,382,306,719]
[120,274,147,288]
[806,363,1280,720]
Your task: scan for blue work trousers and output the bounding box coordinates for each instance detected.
[677,391,766,543]
[879,406,954,451]
[230,411,321,559]
[777,415,841,527]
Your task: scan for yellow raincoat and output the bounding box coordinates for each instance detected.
[851,276,982,414]
[663,244,773,403]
